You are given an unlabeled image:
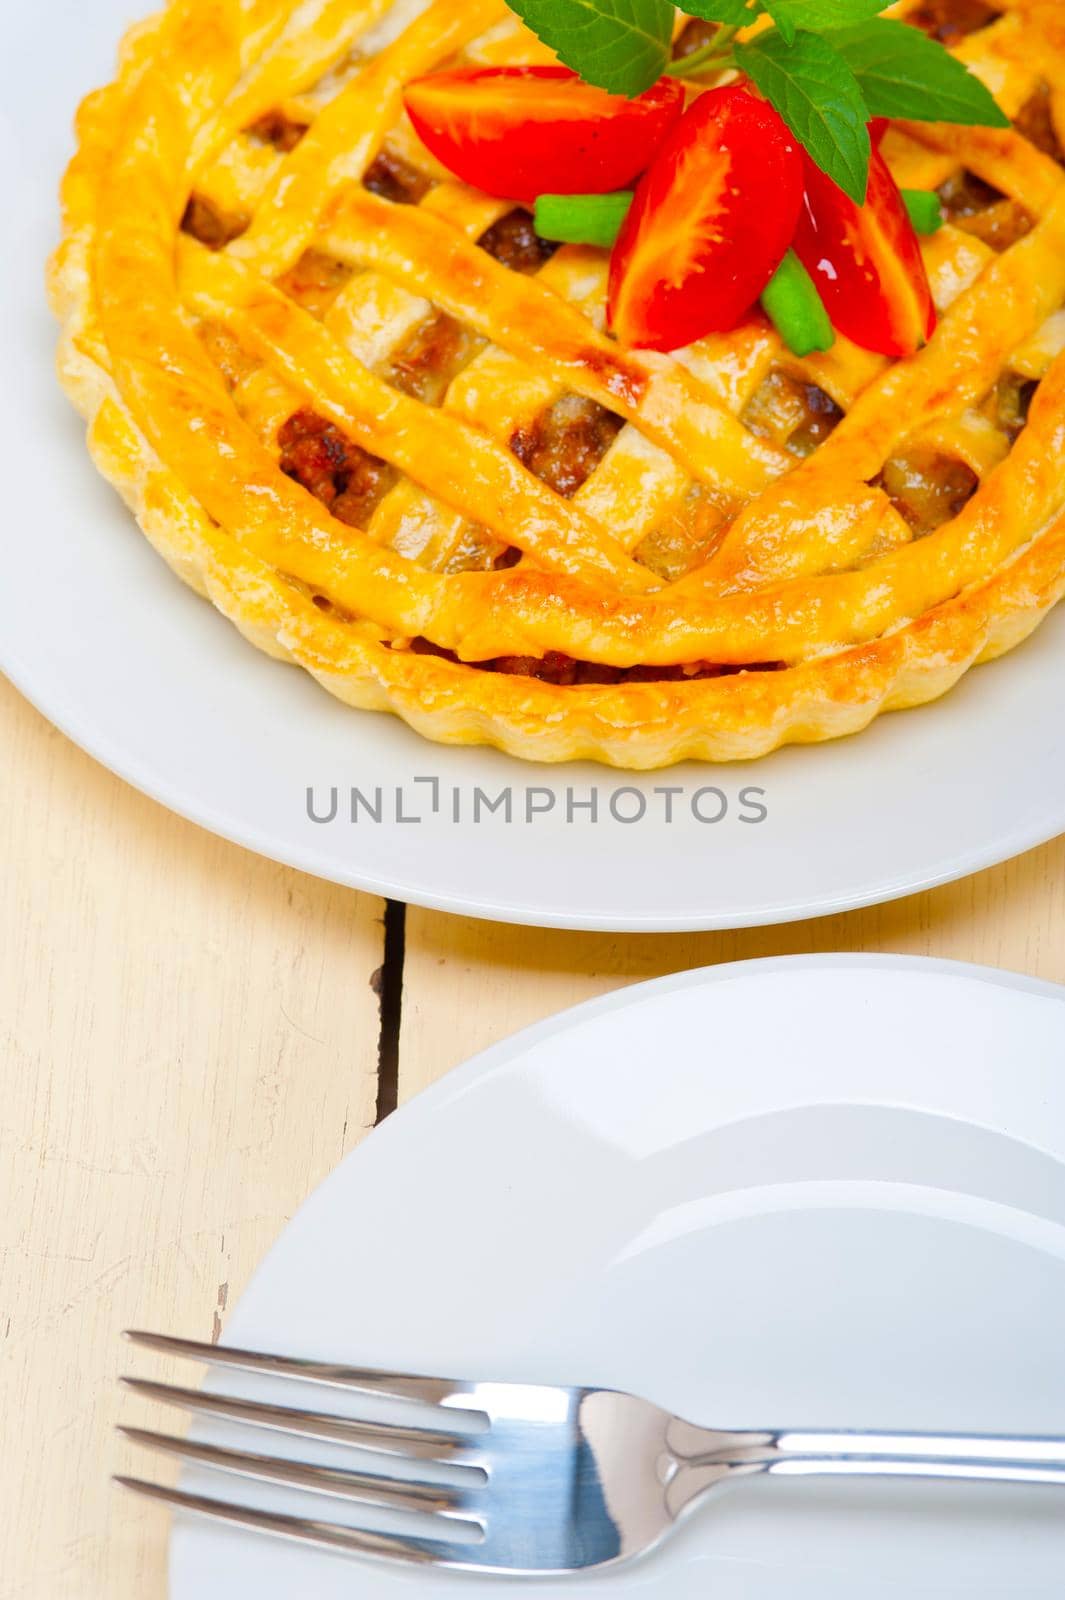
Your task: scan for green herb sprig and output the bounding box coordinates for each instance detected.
[505,0,1008,202]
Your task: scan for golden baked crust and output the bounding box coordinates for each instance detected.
[50,0,1065,767]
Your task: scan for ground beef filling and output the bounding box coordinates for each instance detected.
[875,448,979,536]
[181,194,249,249]
[937,171,1034,250]
[989,372,1039,441]
[909,0,997,46]
[672,17,721,60]
[363,146,433,205]
[787,384,845,458]
[478,209,559,273]
[276,250,352,317]
[1014,82,1065,165]
[410,637,785,686]
[279,410,395,527]
[510,395,625,498]
[433,526,519,575]
[743,373,845,458]
[384,312,483,405]
[247,110,309,152]
[633,489,733,583]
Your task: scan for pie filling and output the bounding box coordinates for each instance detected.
[275,250,353,318]
[248,110,310,153]
[742,374,844,459]
[992,371,1039,441]
[909,0,998,47]
[1014,83,1065,167]
[384,312,483,405]
[873,451,979,537]
[363,146,434,206]
[279,409,396,528]
[937,171,1035,252]
[181,193,249,250]
[509,395,625,499]
[408,637,786,686]
[671,18,724,63]
[478,209,561,273]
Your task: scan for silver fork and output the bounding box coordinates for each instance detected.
[117,1330,1065,1577]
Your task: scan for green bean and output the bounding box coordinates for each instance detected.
[761,251,835,357]
[901,188,945,236]
[533,192,634,249]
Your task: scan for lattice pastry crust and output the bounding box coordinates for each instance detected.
[51,0,1065,766]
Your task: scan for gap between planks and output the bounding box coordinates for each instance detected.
[374,899,407,1123]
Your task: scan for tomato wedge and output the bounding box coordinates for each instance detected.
[793,148,937,359]
[607,86,804,353]
[403,68,685,204]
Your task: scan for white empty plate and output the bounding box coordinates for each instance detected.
[166,955,1065,1599]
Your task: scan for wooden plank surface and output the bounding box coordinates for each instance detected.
[398,842,1065,1101]
[3,665,1064,1599]
[0,680,385,1600]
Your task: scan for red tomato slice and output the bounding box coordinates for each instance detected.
[793,149,937,359]
[403,67,685,204]
[607,86,804,353]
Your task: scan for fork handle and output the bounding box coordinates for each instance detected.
[754,1428,1065,1472]
[668,1427,1065,1513]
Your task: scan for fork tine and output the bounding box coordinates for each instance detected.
[114,1478,476,1568]
[120,1378,487,1474]
[124,1331,471,1411]
[118,1427,474,1516]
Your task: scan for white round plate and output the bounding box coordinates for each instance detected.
[5,4,1065,931]
[168,956,1065,1599]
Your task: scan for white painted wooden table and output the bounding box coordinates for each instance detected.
[2,672,1063,1598]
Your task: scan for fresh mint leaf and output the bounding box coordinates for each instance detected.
[762,3,798,45]
[764,0,890,34]
[831,18,1010,126]
[736,29,872,202]
[681,0,754,22]
[505,0,675,96]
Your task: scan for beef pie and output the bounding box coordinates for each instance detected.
[50,0,1065,766]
